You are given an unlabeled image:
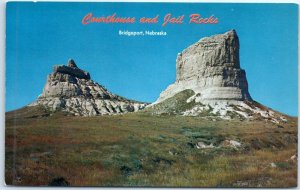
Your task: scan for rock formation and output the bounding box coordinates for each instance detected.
[30,59,147,116]
[156,30,252,103]
[150,30,287,123]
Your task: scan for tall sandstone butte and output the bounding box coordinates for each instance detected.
[156,29,252,104]
[152,30,287,123]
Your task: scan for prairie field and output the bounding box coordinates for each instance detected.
[5,106,297,187]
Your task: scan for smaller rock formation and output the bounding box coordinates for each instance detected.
[30,59,147,116]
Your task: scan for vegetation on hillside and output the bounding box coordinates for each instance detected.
[5,107,298,187]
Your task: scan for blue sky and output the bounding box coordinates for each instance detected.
[6,2,298,116]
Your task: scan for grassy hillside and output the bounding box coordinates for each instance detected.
[145,89,198,115]
[5,107,297,187]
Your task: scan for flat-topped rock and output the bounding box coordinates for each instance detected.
[148,30,287,123]
[155,30,252,103]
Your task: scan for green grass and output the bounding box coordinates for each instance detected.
[144,89,197,114]
[5,107,298,187]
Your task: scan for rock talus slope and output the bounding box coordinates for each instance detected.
[30,59,147,116]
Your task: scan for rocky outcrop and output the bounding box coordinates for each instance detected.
[155,30,252,104]
[53,65,90,80]
[150,30,287,123]
[30,59,147,116]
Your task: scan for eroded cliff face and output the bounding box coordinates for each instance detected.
[30,59,147,116]
[156,30,252,104]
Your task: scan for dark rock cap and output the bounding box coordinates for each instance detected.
[68,59,78,68]
[54,59,90,80]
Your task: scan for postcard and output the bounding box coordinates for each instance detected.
[5,1,298,187]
